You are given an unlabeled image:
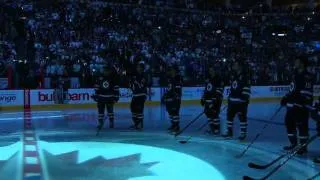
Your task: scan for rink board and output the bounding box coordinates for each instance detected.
[0,86,319,111]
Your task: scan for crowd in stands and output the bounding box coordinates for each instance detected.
[0,0,320,89]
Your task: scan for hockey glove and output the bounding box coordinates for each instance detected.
[317,120,320,137]
[91,94,98,102]
[200,98,205,106]
[280,96,288,106]
[162,94,168,103]
[114,96,119,103]
[311,102,320,121]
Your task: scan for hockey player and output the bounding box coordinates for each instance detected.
[163,64,182,133]
[224,61,251,141]
[281,55,314,155]
[201,66,224,135]
[92,65,120,131]
[311,98,320,163]
[129,61,148,130]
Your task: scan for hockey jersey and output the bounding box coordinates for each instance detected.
[284,70,314,109]
[228,72,251,104]
[164,75,182,101]
[130,73,147,98]
[315,98,320,133]
[317,98,320,116]
[202,75,224,103]
[311,97,320,120]
[94,75,120,101]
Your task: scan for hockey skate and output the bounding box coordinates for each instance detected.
[135,122,143,131]
[297,147,308,155]
[222,130,233,139]
[284,136,298,151]
[297,139,309,155]
[168,123,180,135]
[313,157,320,163]
[205,126,220,136]
[283,144,297,151]
[129,120,143,131]
[109,120,114,129]
[167,123,175,132]
[96,119,105,136]
[211,124,220,136]
[97,124,103,131]
[238,134,247,141]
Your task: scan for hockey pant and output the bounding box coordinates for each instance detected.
[204,100,222,132]
[285,107,309,148]
[227,102,248,136]
[97,101,115,126]
[166,99,181,126]
[131,96,146,127]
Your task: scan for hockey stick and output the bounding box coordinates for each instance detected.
[248,134,318,170]
[235,106,283,158]
[248,153,286,170]
[174,111,205,137]
[307,171,320,180]
[243,135,318,180]
[178,105,228,144]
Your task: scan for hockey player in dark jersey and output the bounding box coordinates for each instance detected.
[311,98,320,163]
[92,65,120,131]
[201,66,224,135]
[281,55,314,155]
[224,61,251,141]
[129,61,148,130]
[163,64,182,134]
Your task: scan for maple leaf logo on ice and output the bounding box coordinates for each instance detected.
[44,150,159,180]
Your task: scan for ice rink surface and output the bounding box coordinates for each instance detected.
[0,102,320,180]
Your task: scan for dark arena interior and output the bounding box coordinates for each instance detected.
[1,0,320,180]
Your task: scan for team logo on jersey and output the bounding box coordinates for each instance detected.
[103,81,109,89]
[206,83,213,91]
[289,82,295,92]
[232,81,238,89]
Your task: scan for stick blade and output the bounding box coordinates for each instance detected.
[234,153,244,159]
[174,132,181,137]
[179,140,188,144]
[248,162,267,169]
[243,176,257,180]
